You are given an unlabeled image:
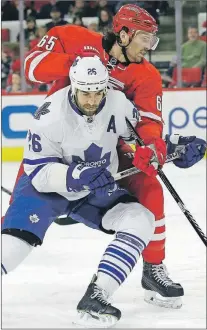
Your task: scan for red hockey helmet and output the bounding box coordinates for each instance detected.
[113,4,158,35]
[113,4,159,50]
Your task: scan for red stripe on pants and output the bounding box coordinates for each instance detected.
[120,170,165,264]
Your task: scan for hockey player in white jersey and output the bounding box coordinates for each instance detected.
[2,56,156,327]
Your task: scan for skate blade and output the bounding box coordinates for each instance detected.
[144,290,182,309]
[73,310,118,328]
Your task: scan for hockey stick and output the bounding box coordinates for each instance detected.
[109,149,183,181]
[0,150,184,227]
[0,150,181,199]
[82,150,183,189]
[1,186,12,196]
[55,150,183,225]
[125,117,207,247]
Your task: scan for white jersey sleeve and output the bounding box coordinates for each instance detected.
[23,101,69,193]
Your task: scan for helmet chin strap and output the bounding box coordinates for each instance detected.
[119,40,144,65]
[117,31,133,65]
[121,45,131,65]
[118,30,145,65]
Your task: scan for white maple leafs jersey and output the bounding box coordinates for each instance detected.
[23,86,139,201]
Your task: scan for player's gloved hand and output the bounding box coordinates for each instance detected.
[132,137,167,176]
[165,134,207,168]
[90,177,118,198]
[66,162,115,196]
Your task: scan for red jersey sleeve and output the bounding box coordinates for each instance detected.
[24,25,102,84]
[24,26,74,83]
[133,63,163,141]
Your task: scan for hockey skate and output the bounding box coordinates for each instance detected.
[141,261,184,309]
[75,275,121,328]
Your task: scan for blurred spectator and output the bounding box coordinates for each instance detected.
[163,27,206,87]
[29,26,47,49]
[161,55,177,87]
[137,2,145,7]
[24,45,30,55]
[88,22,99,32]
[143,1,160,25]
[8,43,20,72]
[201,20,207,37]
[2,0,18,21]
[38,83,50,92]
[97,0,109,10]
[115,1,144,13]
[72,14,85,27]
[159,1,169,15]
[5,72,32,93]
[24,1,38,19]
[38,0,62,19]
[96,0,115,15]
[84,1,99,17]
[98,9,113,34]
[17,16,37,43]
[7,43,22,74]
[45,6,68,32]
[6,72,21,93]
[182,26,206,69]
[68,0,90,18]
[115,0,160,17]
[1,51,11,89]
[57,1,71,16]
[11,58,21,73]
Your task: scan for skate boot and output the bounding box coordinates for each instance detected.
[141,261,184,309]
[75,275,121,328]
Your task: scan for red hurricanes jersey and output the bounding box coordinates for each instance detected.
[24,25,163,140]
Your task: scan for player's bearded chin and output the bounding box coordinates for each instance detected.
[81,105,98,116]
[75,97,98,116]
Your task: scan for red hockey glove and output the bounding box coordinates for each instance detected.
[132,138,167,176]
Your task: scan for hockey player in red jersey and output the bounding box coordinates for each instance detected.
[11,4,206,308]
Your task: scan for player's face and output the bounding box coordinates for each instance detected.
[76,90,105,116]
[125,31,155,63]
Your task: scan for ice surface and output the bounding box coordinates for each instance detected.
[1,161,206,328]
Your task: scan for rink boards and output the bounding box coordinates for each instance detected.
[2,89,207,161]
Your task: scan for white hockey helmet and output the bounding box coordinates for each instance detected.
[69,56,109,94]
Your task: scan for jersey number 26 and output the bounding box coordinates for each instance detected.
[28,130,42,152]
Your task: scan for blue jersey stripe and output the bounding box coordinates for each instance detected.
[29,164,47,179]
[23,157,62,165]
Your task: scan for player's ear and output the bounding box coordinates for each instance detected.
[119,29,129,46]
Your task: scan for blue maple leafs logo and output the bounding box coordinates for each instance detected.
[72,143,111,168]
